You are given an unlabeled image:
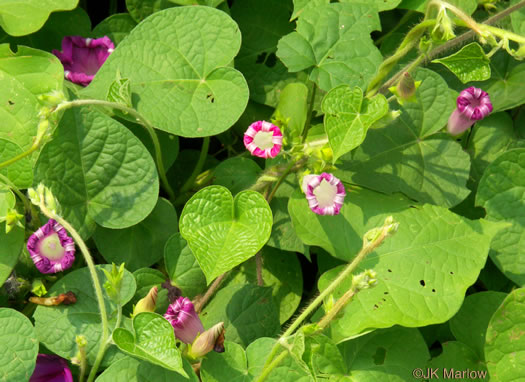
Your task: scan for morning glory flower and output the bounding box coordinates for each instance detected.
[27,219,76,274]
[302,173,346,216]
[29,354,73,382]
[52,36,115,86]
[164,297,204,344]
[243,120,283,158]
[447,87,493,136]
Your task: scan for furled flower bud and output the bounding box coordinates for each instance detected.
[187,322,225,359]
[132,286,158,317]
[302,173,346,216]
[389,72,421,104]
[243,120,283,159]
[27,219,76,274]
[164,297,204,344]
[53,36,115,86]
[29,354,73,382]
[448,87,493,136]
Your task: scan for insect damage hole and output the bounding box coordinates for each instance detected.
[206,93,215,103]
[419,280,425,287]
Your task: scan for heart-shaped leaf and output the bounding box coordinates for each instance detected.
[432,43,491,83]
[34,106,159,238]
[323,85,388,163]
[179,186,272,283]
[0,308,38,382]
[84,6,249,137]
[113,312,187,377]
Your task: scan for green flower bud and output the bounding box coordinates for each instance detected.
[187,322,225,360]
[31,279,47,297]
[132,286,158,317]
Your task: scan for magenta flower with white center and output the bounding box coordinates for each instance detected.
[164,297,204,344]
[447,86,493,136]
[52,36,115,86]
[29,354,73,382]
[27,219,76,274]
[303,173,346,216]
[243,120,283,158]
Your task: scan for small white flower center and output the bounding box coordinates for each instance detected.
[314,179,337,208]
[39,233,65,260]
[253,131,274,150]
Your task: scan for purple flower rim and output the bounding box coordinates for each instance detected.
[305,173,346,216]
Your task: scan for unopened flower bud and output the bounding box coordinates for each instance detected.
[38,90,66,106]
[27,188,41,205]
[31,279,47,297]
[5,208,24,233]
[132,286,158,317]
[187,322,225,359]
[352,269,378,291]
[44,187,58,214]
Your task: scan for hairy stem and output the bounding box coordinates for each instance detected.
[255,252,264,286]
[37,204,108,382]
[53,99,176,203]
[194,273,227,314]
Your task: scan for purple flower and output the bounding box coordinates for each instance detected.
[164,297,204,344]
[303,173,346,216]
[447,87,493,136]
[27,219,76,274]
[244,121,283,158]
[30,354,73,382]
[52,36,114,86]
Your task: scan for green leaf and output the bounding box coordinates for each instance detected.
[277,3,382,92]
[164,233,206,299]
[267,174,306,254]
[34,107,159,238]
[339,327,430,380]
[0,224,24,286]
[289,187,412,260]
[232,0,304,107]
[179,186,272,283]
[129,268,169,316]
[212,158,262,196]
[427,342,488,378]
[323,86,388,163]
[126,0,174,22]
[201,339,314,382]
[291,0,329,20]
[468,112,519,187]
[92,13,137,45]
[449,291,507,359]
[341,0,401,12]
[94,198,177,271]
[476,149,525,286]
[399,0,477,14]
[200,284,280,347]
[0,184,14,217]
[0,138,32,188]
[289,187,504,340]
[0,308,38,382]
[107,76,132,108]
[485,288,525,381]
[336,69,469,208]
[85,7,249,138]
[432,43,490,83]
[274,83,309,140]
[96,356,199,382]
[33,265,136,365]
[511,0,525,35]
[113,312,187,377]
[0,8,91,52]
[223,247,303,324]
[303,334,346,376]
[0,0,78,36]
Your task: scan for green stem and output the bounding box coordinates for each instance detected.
[301,82,317,142]
[379,0,525,94]
[375,10,415,46]
[37,204,109,382]
[266,160,298,204]
[53,99,176,203]
[255,229,389,382]
[179,137,210,195]
[0,139,42,170]
[0,174,40,226]
[256,351,289,382]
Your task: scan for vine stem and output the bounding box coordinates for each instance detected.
[193,273,227,314]
[301,82,317,143]
[255,227,391,382]
[176,137,211,205]
[37,204,108,382]
[0,173,40,225]
[53,99,176,203]
[378,0,525,94]
[0,136,44,170]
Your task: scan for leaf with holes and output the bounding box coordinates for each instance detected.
[289,187,505,340]
[323,85,388,163]
[34,107,158,238]
[179,186,272,283]
[113,312,187,377]
[84,6,249,137]
[277,2,382,92]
